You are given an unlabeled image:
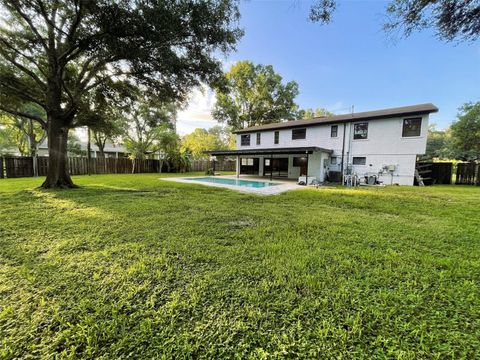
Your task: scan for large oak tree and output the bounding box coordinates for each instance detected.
[212,60,299,130]
[0,0,241,188]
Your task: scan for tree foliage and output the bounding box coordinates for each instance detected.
[450,102,480,160]
[0,122,18,155]
[121,94,179,173]
[310,0,480,42]
[67,131,86,157]
[181,126,233,159]
[297,107,334,119]
[212,61,299,130]
[0,0,242,187]
[425,124,453,159]
[0,104,46,156]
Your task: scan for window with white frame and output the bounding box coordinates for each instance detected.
[353,122,368,140]
[241,134,250,146]
[402,117,422,137]
[241,158,254,166]
[331,125,338,137]
[352,156,366,165]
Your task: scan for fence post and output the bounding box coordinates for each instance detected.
[475,163,480,186]
[0,157,3,179]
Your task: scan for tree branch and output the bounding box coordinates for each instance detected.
[9,2,49,51]
[0,105,47,128]
[0,37,47,78]
[0,49,46,88]
[0,81,46,109]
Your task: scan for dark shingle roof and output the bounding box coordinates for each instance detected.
[234,103,438,134]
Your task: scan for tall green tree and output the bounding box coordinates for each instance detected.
[425,124,453,159]
[0,0,241,188]
[212,61,299,130]
[309,1,480,42]
[450,102,480,161]
[181,126,233,159]
[122,95,178,173]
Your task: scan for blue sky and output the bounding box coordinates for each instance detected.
[176,0,480,134]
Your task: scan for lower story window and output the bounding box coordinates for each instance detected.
[352,156,366,165]
[241,158,254,166]
[330,156,337,165]
[292,157,306,166]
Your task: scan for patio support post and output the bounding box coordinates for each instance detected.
[236,155,240,178]
[270,153,273,181]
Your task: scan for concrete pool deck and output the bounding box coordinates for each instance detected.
[161,175,304,195]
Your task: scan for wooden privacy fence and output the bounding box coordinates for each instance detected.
[190,159,236,172]
[0,156,236,179]
[456,162,480,185]
[415,162,453,185]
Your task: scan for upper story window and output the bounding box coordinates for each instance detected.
[330,156,337,165]
[353,122,368,140]
[292,128,306,140]
[256,133,261,145]
[331,125,338,138]
[402,117,422,137]
[241,134,250,146]
[274,131,279,144]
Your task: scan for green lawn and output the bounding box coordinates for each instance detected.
[1,174,479,359]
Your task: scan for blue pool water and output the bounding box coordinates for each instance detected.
[185,177,279,188]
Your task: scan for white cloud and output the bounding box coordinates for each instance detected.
[176,85,219,135]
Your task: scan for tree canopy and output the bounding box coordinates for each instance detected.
[450,102,480,161]
[0,0,242,187]
[181,126,233,159]
[119,92,182,174]
[297,107,334,119]
[212,61,299,130]
[310,1,480,42]
[425,124,453,159]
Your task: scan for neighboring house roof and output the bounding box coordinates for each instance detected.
[235,103,439,134]
[205,146,332,156]
[39,140,126,153]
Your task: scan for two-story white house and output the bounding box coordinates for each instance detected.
[207,103,438,185]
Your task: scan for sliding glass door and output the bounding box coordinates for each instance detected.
[263,158,288,177]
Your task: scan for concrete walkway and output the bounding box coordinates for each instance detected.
[161,175,304,195]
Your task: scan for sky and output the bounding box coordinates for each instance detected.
[176,0,480,135]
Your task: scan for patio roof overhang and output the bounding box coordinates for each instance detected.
[204,146,332,156]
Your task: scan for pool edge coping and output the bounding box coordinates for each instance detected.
[160,176,302,195]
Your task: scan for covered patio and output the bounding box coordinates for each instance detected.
[205,147,332,183]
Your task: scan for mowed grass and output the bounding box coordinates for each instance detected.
[0,174,479,359]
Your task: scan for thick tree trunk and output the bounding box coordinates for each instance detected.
[41,121,76,188]
[97,148,106,159]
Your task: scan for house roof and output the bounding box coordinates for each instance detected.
[234,103,439,134]
[205,146,332,156]
[39,139,126,153]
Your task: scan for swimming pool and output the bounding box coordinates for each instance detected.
[185,177,279,188]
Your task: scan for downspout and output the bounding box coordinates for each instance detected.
[306,151,309,184]
[340,123,346,177]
